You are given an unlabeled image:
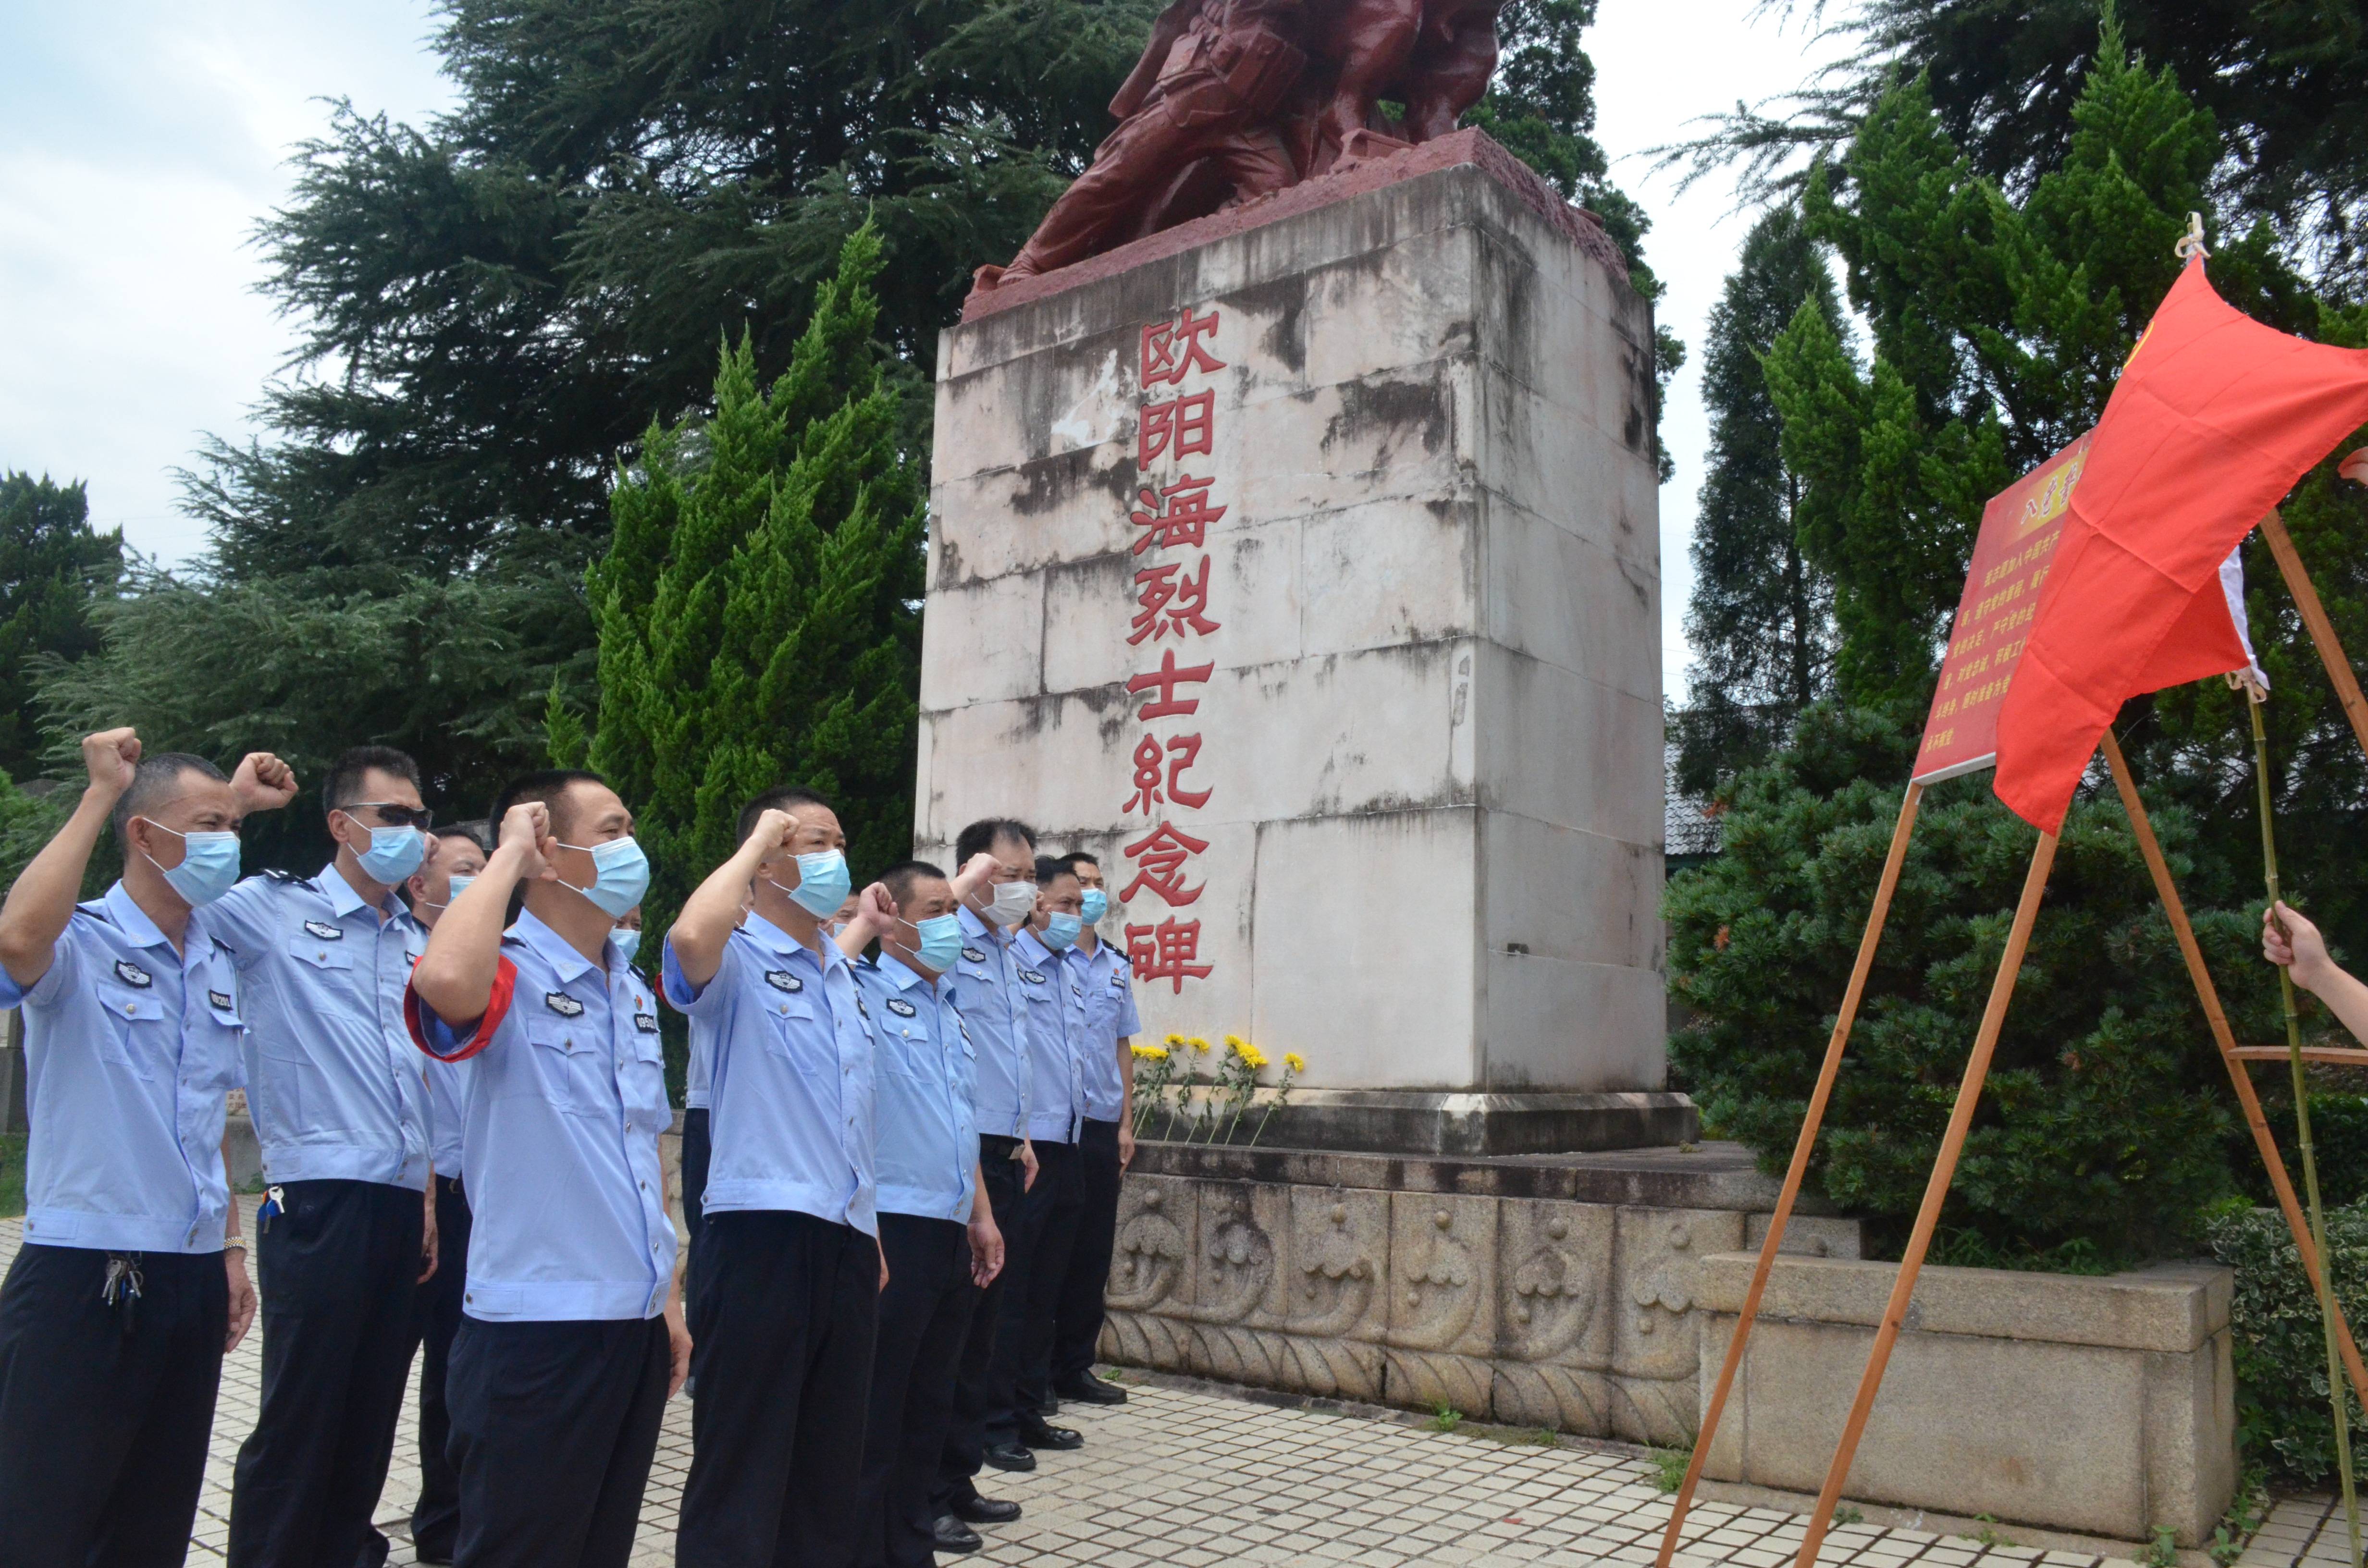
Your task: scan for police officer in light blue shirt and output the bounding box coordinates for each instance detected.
[838,859,1009,1566]
[406,770,685,1568]
[0,729,261,1567]
[936,818,1050,1513]
[210,744,446,1568]
[1046,849,1140,1409]
[988,859,1093,1454]
[664,786,881,1567]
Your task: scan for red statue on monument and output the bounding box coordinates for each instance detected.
[973,0,1506,293]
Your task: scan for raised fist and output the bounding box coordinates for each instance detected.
[231,752,299,811]
[82,729,140,797]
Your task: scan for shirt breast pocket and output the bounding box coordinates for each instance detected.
[526,1022,609,1118]
[624,1028,669,1128]
[762,994,830,1070]
[285,934,355,975]
[93,981,165,1081]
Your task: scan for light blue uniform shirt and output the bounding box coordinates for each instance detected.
[953,906,1029,1140]
[409,910,676,1321]
[1063,940,1140,1123]
[685,1027,714,1111]
[661,913,875,1237]
[853,953,977,1224]
[1012,928,1085,1145]
[0,882,245,1253]
[408,922,472,1177]
[209,862,431,1190]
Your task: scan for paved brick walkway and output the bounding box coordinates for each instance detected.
[0,1207,2284,1565]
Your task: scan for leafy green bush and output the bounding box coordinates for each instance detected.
[1668,703,2270,1263]
[2208,1202,2368,1482]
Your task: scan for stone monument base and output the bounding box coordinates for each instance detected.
[1245,1089,1697,1157]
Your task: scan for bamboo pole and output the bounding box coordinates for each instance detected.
[2101,730,2368,1409]
[1654,783,1926,1568]
[2249,694,2363,1566]
[1790,830,2059,1568]
[2260,508,2368,761]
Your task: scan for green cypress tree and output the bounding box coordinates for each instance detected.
[0,473,120,780]
[561,222,925,988]
[1675,207,1845,795]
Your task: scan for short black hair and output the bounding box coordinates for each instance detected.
[736,786,837,844]
[111,753,228,842]
[1034,854,1080,888]
[955,817,1036,865]
[878,858,948,915]
[1055,850,1100,875]
[433,819,489,853]
[491,769,610,839]
[324,746,422,813]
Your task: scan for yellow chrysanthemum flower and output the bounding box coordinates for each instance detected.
[1163,1032,1185,1047]
[1132,1043,1169,1061]
[1187,1036,1211,1053]
[1283,1052,1307,1073]
[1224,1032,1247,1050]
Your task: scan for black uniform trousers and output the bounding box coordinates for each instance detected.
[999,1135,1084,1433]
[410,1175,473,1561]
[0,1243,227,1568]
[680,1107,712,1269]
[1050,1116,1123,1385]
[855,1216,974,1568]
[446,1314,670,1568]
[933,1138,1025,1512]
[679,1208,880,1568]
[229,1177,424,1568]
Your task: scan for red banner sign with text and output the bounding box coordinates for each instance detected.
[1913,432,2092,783]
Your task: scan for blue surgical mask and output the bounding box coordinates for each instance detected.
[1041,912,1083,952]
[913,913,964,973]
[141,821,241,907]
[773,849,851,919]
[351,821,425,883]
[1080,888,1108,923]
[555,836,651,919]
[612,928,642,964]
[446,875,476,902]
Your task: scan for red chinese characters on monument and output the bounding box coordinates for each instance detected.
[1124,306,1229,993]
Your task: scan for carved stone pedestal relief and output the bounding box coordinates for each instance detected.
[1100,1157,1813,1445]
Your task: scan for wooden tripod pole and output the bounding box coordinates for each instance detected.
[1654,783,1925,1568]
[2101,730,2368,1409]
[2250,694,2364,1565]
[1790,829,2059,1568]
[2260,508,2368,761]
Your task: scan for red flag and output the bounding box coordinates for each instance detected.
[1993,260,2368,830]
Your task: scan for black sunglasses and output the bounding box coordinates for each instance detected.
[340,801,436,830]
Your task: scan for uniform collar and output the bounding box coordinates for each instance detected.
[745,909,841,973]
[1062,941,1100,972]
[876,952,932,992]
[957,904,1010,947]
[1013,928,1056,967]
[515,907,609,986]
[101,880,175,953]
[319,859,411,925]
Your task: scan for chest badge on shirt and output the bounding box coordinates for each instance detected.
[1018,969,1047,986]
[961,946,986,964]
[886,998,918,1017]
[544,992,586,1017]
[302,919,343,941]
[112,959,153,988]
[634,1012,659,1033]
[765,970,804,993]
[208,989,235,1011]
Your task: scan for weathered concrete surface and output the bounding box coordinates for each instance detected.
[1101,1145,1863,1448]
[919,133,1667,1112]
[1695,1252,2237,1547]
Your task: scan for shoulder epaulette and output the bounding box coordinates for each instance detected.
[261,868,308,885]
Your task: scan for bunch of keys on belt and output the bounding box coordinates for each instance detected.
[258,1185,287,1232]
[100,1254,145,1336]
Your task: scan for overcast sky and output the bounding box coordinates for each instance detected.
[0,0,1849,704]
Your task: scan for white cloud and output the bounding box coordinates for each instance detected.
[0,1,454,566]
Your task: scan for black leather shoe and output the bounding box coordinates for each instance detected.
[1017,1413,1084,1450]
[1055,1373,1129,1405]
[932,1516,983,1554]
[953,1495,1023,1525]
[982,1439,1037,1472]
